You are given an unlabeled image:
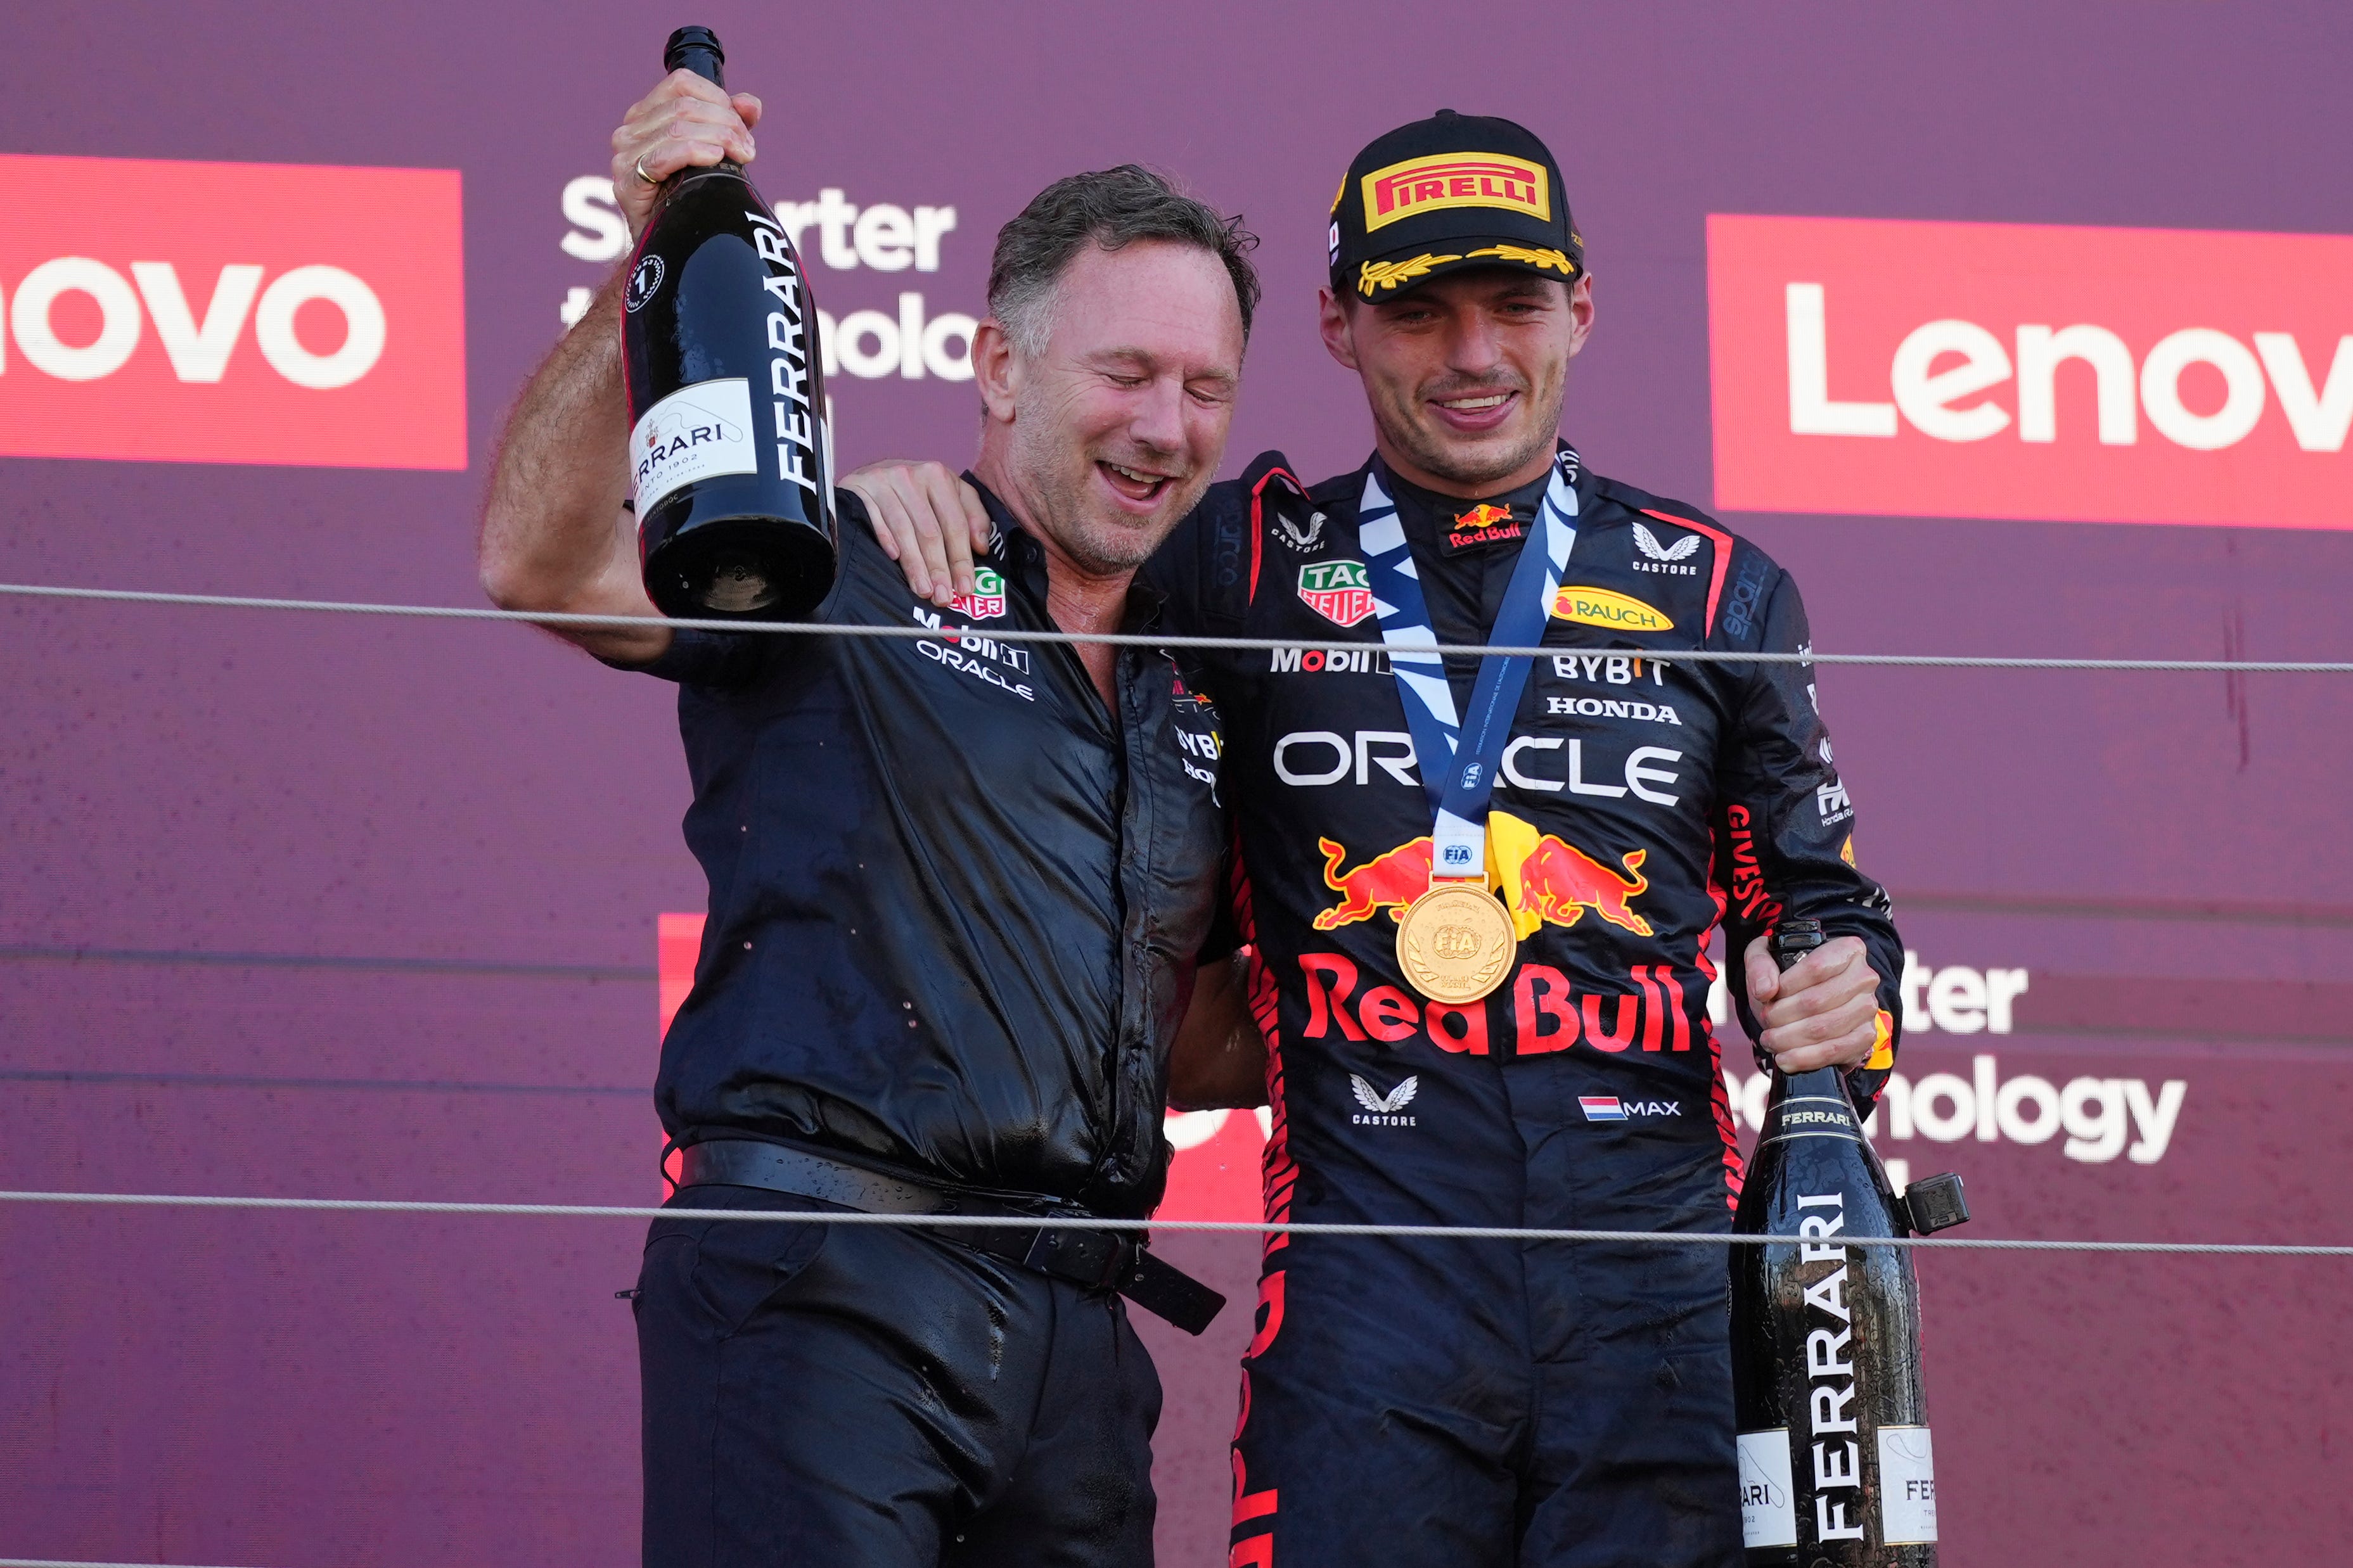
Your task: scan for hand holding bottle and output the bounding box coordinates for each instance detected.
[1730,918,1961,1564]
[609,70,763,239]
[1743,931,1880,1072]
[620,27,835,620]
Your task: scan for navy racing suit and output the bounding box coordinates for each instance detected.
[1144,447,1904,1568]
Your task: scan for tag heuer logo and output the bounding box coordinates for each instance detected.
[950,565,1007,620]
[1298,560,1374,627]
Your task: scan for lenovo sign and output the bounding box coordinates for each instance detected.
[0,153,465,469]
[1707,215,2353,530]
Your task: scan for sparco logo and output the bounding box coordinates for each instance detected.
[1709,214,2353,530]
[1721,555,1769,639]
[0,153,466,470]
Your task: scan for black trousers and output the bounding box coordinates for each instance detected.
[635,1183,1163,1567]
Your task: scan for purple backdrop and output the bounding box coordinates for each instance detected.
[4,3,2349,1564]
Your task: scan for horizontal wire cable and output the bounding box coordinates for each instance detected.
[3,582,2346,672]
[0,1559,257,1568]
[3,1189,2345,1256]
[6,581,2345,1256]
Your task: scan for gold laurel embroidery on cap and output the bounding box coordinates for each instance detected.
[1466,243,1577,276]
[1357,253,1463,293]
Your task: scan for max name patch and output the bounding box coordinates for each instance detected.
[1580,1095,1682,1122]
[1362,153,1550,231]
[1553,585,1674,632]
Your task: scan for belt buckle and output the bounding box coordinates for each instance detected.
[1023,1227,1130,1291]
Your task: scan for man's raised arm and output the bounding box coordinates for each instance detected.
[478,68,764,665]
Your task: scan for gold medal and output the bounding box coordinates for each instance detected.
[1395,880,1518,1003]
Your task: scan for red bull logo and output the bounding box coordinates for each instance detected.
[1512,836,1652,937]
[1298,950,1699,1059]
[1452,503,1515,532]
[1311,812,1652,938]
[1311,835,1435,929]
[1443,500,1526,554]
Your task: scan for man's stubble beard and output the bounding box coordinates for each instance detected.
[1374,368,1568,492]
[1008,403,1212,578]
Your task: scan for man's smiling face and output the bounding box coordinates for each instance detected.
[1322,266,1594,496]
[1002,238,1245,576]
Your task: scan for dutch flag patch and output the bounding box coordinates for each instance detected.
[1579,1096,1627,1122]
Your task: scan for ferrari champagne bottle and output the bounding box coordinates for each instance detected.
[622,25,836,618]
[1730,919,1968,1565]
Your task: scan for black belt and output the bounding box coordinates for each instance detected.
[675,1139,1226,1336]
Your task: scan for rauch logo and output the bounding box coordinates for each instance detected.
[0,153,466,469]
[1707,215,2353,530]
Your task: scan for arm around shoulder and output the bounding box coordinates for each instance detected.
[1168,951,1269,1111]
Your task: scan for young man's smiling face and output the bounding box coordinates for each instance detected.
[1321,266,1594,497]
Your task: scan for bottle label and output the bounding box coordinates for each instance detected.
[1877,1424,1938,1544]
[631,377,759,517]
[1735,1429,1798,1548]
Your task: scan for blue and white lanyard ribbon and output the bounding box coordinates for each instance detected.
[1357,447,1580,879]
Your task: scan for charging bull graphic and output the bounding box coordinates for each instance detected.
[1311,836,1438,928]
[1312,810,1652,937]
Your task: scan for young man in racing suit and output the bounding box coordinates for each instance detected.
[850,111,1905,1568]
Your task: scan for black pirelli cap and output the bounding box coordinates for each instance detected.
[1329,109,1583,302]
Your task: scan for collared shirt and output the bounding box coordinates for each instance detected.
[617,481,1229,1216]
